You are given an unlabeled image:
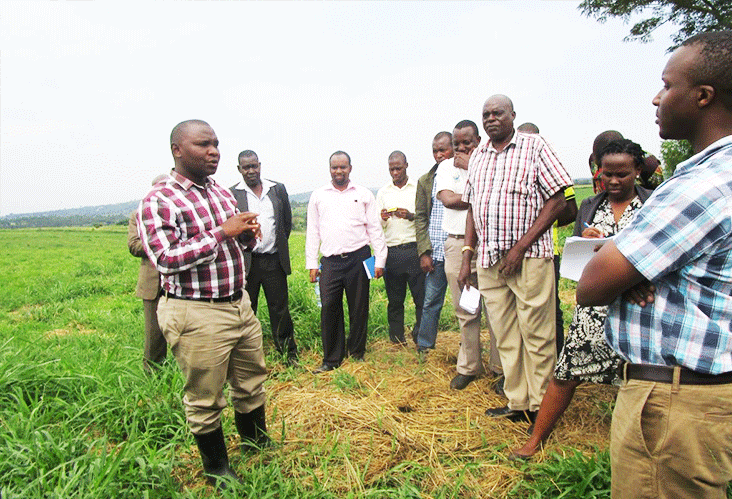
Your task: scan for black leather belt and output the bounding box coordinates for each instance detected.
[323,245,369,260]
[447,234,464,239]
[251,252,278,258]
[390,242,417,249]
[163,289,243,303]
[621,362,732,385]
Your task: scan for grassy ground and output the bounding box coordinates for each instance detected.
[0,221,721,498]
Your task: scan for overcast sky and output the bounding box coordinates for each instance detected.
[1,1,676,216]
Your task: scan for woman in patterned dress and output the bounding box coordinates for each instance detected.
[511,139,652,459]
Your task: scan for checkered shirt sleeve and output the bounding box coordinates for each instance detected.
[138,173,246,299]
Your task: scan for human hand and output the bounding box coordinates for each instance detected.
[222,212,260,238]
[309,268,320,283]
[454,152,470,170]
[581,226,605,239]
[393,208,412,220]
[380,209,391,221]
[622,281,655,307]
[420,254,434,273]
[458,260,472,291]
[498,245,525,277]
[374,267,384,279]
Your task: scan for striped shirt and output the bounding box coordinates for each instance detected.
[137,171,246,299]
[607,136,732,375]
[428,177,447,262]
[463,131,572,267]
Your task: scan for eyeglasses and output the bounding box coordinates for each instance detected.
[238,164,260,170]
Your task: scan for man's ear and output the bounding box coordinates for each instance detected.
[697,84,716,109]
[171,143,181,158]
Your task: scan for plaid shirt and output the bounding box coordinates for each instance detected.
[607,136,732,374]
[428,177,447,262]
[137,171,246,299]
[463,132,572,267]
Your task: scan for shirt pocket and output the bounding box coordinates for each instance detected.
[342,196,368,227]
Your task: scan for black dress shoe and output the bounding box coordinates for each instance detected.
[508,451,533,462]
[450,373,477,390]
[485,405,534,423]
[311,364,337,374]
[493,375,505,396]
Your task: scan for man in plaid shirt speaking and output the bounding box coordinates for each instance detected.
[138,119,269,489]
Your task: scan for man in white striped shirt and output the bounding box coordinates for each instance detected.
[459,95,572,424]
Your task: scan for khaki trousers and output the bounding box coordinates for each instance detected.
[476,258,556,411]
[157,293,268,435]
[444,237,501,376]
[611,377,732,499]
[143,296,166,371]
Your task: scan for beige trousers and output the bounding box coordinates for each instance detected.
[476,258,556,411]
[611,377,732,499]
[444,236,501,376]
[157,293,268,435]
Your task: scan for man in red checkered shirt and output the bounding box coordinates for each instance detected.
[138,119,269,489]
[459,95,572,425]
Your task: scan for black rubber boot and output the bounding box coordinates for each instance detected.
[193,427,241,490]
[235,404,271,452]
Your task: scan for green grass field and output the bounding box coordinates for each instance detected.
[2,214,725,498]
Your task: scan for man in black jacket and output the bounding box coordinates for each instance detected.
[231,150,298,365]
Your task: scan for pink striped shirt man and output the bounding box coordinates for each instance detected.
[305,182,387,270]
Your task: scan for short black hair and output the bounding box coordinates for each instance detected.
[517,122,539,134]
[681,30,732,111]
[433,131,452,142]
[453,120,480,139]
[598,139,645,168]
[170,119,210,146]
[238,150,258,162]
[592,130,624,164]
[329,150,351,165]
[388,150,407,163]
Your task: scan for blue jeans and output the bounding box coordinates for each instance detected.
[416,259,447,350]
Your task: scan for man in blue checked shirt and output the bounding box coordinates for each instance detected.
[577,30,732,499]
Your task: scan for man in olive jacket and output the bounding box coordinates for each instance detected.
[414,132,453,352]
[128,206,166,372]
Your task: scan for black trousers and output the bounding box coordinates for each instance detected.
[245,252,298,358]
[319,245,371,366]
[383,242,424,343]
[553,254,564,355]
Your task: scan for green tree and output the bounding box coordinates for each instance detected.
[579,0,732,49]
[660,139,694,177]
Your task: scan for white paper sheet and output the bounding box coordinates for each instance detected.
[559,236,614,281]
[459,285,481,314]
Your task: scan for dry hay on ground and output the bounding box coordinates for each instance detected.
[242,330,616,498]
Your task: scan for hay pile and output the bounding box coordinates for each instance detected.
[257,330,616,497]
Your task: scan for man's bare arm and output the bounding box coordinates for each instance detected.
[437,189,469,210]
[576,240,645,306]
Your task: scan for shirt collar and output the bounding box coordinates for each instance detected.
[234,178,275,197]
[481,129,519,154]
[675,135,732,176]
[325,180,355,192]
[388,178,415,190]
[171,170,212,190]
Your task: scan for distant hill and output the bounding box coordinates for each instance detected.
[1,200,140,229]
[1,182,589,229]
